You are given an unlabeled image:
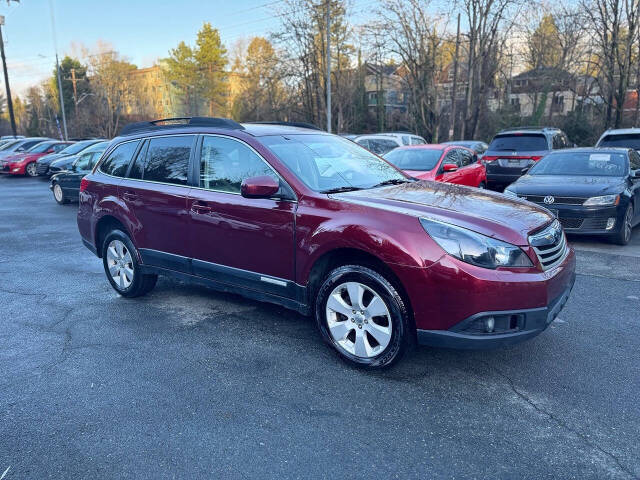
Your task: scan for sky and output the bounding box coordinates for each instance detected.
[0,0,311,96]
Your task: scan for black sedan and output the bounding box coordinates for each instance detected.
[49,143,108,204]
[36,139,100,176]
[504,148,640,245]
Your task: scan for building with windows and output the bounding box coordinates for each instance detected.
[125,64,177,118]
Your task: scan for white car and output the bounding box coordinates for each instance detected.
[354,133,426,155]
[596,128,640,151]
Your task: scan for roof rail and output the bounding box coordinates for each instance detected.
[247,121,322,131]
[500,125,559,132]
[120,117,244,136]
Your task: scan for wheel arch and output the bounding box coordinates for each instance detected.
[94,215,131,259]
[306,247,416,335]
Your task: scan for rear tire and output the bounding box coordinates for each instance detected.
[101,229,157,297]
[52,182,68,205]
[478,181,486,189]
[611,204,633,246]
[315,264,411,369]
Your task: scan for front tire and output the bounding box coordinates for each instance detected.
[52,182,68,205]
[101,229,157,297]
[611,204,633,246]
[315,265,411,369]
[25,162,38,177]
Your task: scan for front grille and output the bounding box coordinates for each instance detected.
[558,217,584,229]
[529,220,568,271]
[36,163,49,174]
[524,195,587,205]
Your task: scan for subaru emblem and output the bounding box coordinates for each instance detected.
[543,196,555,204]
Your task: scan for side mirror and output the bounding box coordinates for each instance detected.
[443,163,458,172]
[632,169,640,179]
[46,148,55,153]
[241,175,280,198]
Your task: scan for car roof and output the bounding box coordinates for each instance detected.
[599,128,640,135]
[392,143,459,151]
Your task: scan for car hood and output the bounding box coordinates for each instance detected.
[38,152,67,164]
[5,153,36,163]
[510,175,625,197]
[332,181,553,246]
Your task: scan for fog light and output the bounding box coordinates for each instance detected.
[11,167,19,172]
[606,218,616,230]
[485,317,495,333]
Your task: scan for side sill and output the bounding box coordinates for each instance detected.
[82,238,98,257]
[139,264,311,316]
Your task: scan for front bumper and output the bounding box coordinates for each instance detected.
[416,276,574,349]
[0,163,25,175]
[36,162,51,175]
[527,203,622,235]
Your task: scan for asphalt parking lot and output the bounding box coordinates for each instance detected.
[1,176,639,480]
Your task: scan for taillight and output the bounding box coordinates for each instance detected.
[530,156,542,161]
[481,156,497,162]
[79,177,90,192]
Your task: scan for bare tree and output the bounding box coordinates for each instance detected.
[583,0,640,128]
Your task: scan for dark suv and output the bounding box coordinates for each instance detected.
[482,127,572,189]
[77,117,575,369]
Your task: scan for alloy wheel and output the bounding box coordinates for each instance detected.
[106,239,134,290]
[624,207,633,243]
[53,184,63,202]
[325,281,392,358]
[26,163,37,177]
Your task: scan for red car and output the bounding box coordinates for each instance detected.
[1,140,73,176]
[77,118,575,369]
[384,144,487,188]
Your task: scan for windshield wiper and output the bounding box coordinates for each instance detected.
[320,186,364,194]
[370,178,413,189]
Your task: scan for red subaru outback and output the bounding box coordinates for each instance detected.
[77,118,575,369]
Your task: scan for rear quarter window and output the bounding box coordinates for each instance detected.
[98,141,140,177]
[598,133,640,150]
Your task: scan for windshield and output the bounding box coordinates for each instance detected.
[28,142,56,153]
[59,140,96,155]
[384,148,442,171]
[598,133,640,150]
[529,152,627,177]
[0,140,19,151]
[489,134,547,152]
[261,134,407,192]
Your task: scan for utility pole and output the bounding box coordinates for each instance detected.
[71,67,78,112]
[450,13,461,140]
[0,17,16,137]
[49,0,67,140]
[326,0,331,133]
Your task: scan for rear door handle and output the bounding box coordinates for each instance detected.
[123,191,138,201]
[191,201,211,214]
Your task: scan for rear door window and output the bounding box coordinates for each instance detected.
[458,149,474,166]
[99,141,140,177]
[488,134,548,152]
[141,135,194,186]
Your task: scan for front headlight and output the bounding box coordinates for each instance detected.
[583,195,619,206]
[420,218,533,269]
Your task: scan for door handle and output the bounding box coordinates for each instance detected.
[123,191,138,201]
[191,201,211,214]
